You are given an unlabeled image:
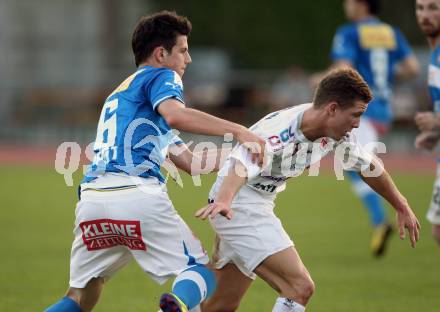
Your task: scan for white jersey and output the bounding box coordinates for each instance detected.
[210,103,373,203]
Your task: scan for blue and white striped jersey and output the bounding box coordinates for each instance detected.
[428,45,440,113]
[83,66,184,184]
[331,18,412,125]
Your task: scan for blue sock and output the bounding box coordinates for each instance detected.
[45,297,83,312]
[172,264,216,310]
[346,171,386,226]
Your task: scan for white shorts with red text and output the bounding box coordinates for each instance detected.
[69,178,208,288]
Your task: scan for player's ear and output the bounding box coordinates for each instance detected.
[152,46,167,63]
[325,101,339,116]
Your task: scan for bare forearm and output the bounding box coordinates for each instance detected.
[186,148,230,175]
[362,170,407,212]
[159,99,266,166]
[363,167,420,247]
[169,146,231,176]
[215,164,247,205]
[171,108,246,137]
[192,147,231,174]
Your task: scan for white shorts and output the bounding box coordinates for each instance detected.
[209,187,293,279]
[351,117,379,154]
[427,165,440,225]
[69,178,208,288]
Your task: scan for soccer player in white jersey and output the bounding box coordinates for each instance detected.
[415,0,440,247]
[44,11,265,312]
[196,69,420,312]
[311,0,419,257]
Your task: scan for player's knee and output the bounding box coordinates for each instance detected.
[432,225,440,246]
[282,273,315,304]
[296,275,315,303]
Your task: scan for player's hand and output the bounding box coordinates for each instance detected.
[195,202,233,220]
[235,127,266,167]
[415,112,439,132]
[414,131,440,151]
[396,204,421,248]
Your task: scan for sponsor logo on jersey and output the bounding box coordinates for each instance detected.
[165,81,181,89]
[268,126,295,146]
[252,182,277,193]
[359,24,396,49]
[265,176,288,182]
[80,219,146,251]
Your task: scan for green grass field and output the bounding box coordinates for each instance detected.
[1,165,439,311]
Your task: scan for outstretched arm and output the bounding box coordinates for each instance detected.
[167,143,231,176]
[360,158,420,247]
[158,99,265,166]
[195,160,247,220]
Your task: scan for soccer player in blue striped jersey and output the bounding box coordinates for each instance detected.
[415,0,440,247]
[45,11,265,312]
[311,0,420,256]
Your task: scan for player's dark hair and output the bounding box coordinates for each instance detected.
[359,0,380,15]
[313,68,373,109]
[132,11,192,67]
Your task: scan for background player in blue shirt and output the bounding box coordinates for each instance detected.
[415,0,440,247]
[45,11,265,312]
[311,0,420,257]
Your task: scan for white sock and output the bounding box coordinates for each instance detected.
[272,297,306,312]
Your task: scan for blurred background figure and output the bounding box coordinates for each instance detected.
[415,0,440,247]
[310,0,420,257]
[269,65,312,111]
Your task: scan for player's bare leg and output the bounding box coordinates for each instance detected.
[45,277,104,312]
[65,277,105,312]
[202,263,253,312]
[254,247,314,311]
[432,224,440,246]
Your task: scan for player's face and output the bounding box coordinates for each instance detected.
[416,0,440,38]
[327,100,368,140]
[163,35,192,77]
[343,0,361,20]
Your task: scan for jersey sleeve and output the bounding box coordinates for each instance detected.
[331,26,357,63]
[148,69,185,110]
[393,27,412,62]
[228,144,273,180]
[334,133,374,172]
